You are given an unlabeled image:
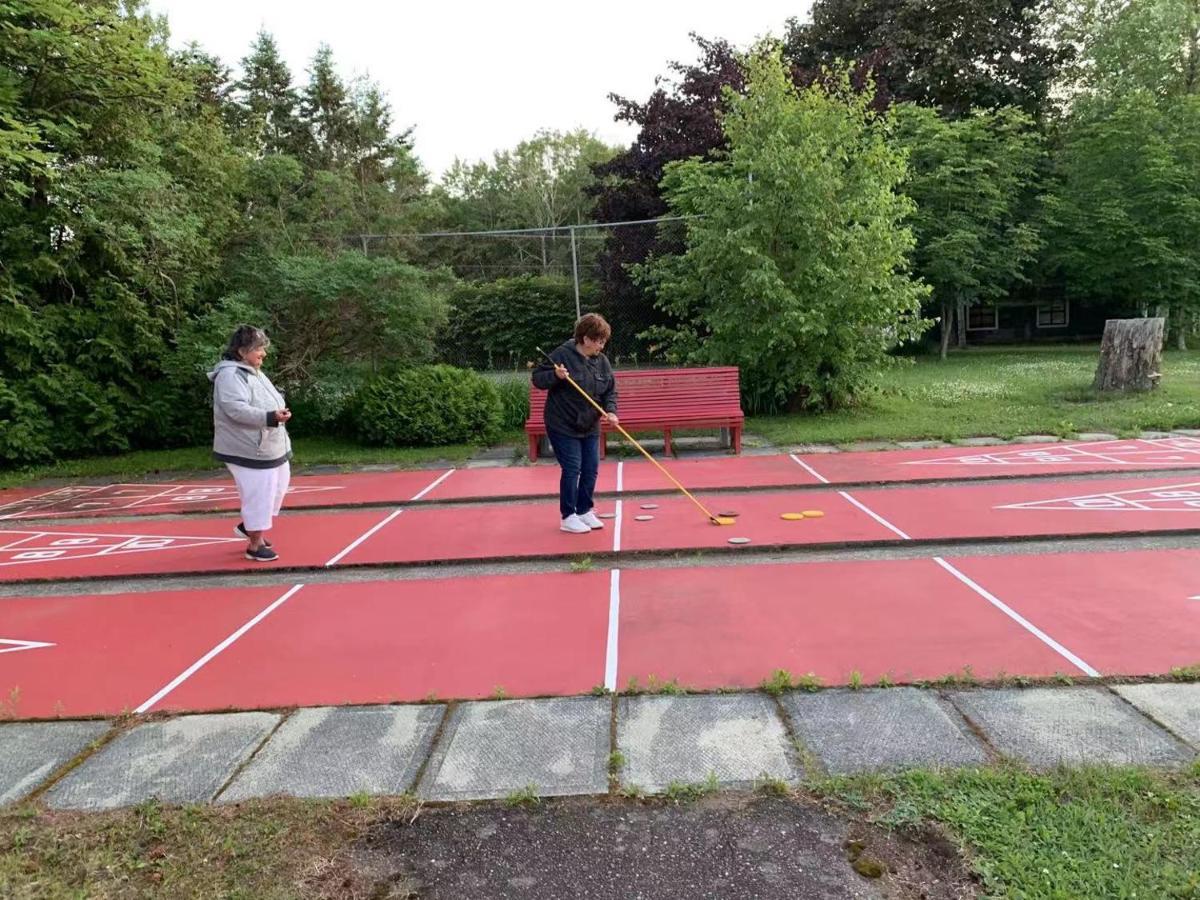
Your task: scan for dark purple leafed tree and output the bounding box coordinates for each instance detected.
[589,35,744,354]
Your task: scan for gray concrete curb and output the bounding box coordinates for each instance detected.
[3,682,1196,810]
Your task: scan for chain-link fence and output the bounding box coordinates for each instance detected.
[360,217,694,370]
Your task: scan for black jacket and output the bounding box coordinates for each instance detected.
[532,340,618,438]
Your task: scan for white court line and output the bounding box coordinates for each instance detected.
[838,491,912,540]
[995,480,1200,511]
[125,484,179,510]
[612,499,624,553]
[789,453,830,484]
[0,639,55,655]
[604,569,621,692]
[614,460,625,552]
[1056,442,1159,466]
[96,536,144,557]
[135,583,306,713]
[324,508,404,567]
[933,558,1100,677]
[0,532,44,551]
[410,468,455,501]
[322,468,455,567]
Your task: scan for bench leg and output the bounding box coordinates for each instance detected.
[528,434,540,461]
[600,435,607,459]
[732,426,742,454]
[663,429,672,457]
[719,427,731,450]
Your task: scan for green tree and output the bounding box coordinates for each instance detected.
[640,44,930,413]
[245,252,449,382]
[1043,0,1200,346]
[298,44,350,168]
[1051,0,1200,101]
[0,0,243,461]
[893,105,1044,358]
[231,29,301,155]
[433,129,617,277]
[1043,91,1200,340]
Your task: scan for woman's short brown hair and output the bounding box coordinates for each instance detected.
[222,325,270,361]
[574,313,612,344]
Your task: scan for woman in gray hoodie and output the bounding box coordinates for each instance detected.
[208,325,292,562]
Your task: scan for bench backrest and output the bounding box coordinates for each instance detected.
[526,366,742,426]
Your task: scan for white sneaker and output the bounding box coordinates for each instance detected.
[578,510,605,530]
[560,514,591,534]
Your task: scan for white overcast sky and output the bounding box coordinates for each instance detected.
[146,1,812,180]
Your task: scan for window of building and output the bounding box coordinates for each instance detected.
[1037,298,1069,328]
[966,304,998,331]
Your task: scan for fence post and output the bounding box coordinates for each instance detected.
[570,225,581,319]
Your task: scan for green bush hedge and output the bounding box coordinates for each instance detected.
[352,365,501,446]
[284,364,366,438]
[0,368,135,465]
[495,377,531,430]
[437,275,600,370]
[0,376,53,465]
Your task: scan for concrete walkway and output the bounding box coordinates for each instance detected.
[2,682,1197,810]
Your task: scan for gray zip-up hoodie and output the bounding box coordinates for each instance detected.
[207,360,292,468]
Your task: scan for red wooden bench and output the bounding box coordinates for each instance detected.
[525,366,744,460]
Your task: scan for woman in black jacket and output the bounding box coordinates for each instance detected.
[531,313,618,533]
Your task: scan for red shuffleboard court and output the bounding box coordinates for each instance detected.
[424,464,617,500]
[0,573,612,718]
[618,550,1200,690]
[0,511,390,583]
[3,549,1196,718]
[346,475,1200,566]
[791,436,1200,486]
[0,470,452,522]
[336,488,896,566]
[0,586,294,718]
[4,437,1200,524]
[619,559,1073,689]
[860,474,1200,541]
[440,438,1200,499]
[6,475,1200,581]
[946,548,1200,677]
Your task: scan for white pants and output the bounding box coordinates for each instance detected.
[227,462,290,532]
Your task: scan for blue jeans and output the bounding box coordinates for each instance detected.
[548,431,599,519]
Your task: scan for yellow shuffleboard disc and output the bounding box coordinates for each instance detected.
[713,516,737,526]
[780,512,806,521]
[802,510,825,518]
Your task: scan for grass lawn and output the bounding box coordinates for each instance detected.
[2,765,1196,898]
[751,346,1200,446]
[0,432,525,490]
[820,764,1200,899]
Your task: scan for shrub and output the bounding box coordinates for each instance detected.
[495,376,531,430]
[283,363,368,438]
[353,365,501,446]
[0,377,53,465]
[437,275,601,369]
[116,293,272,451]
[258,252,449,378]
[25,366,131,457]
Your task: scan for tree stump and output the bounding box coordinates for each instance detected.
[1092,318,1164,392]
